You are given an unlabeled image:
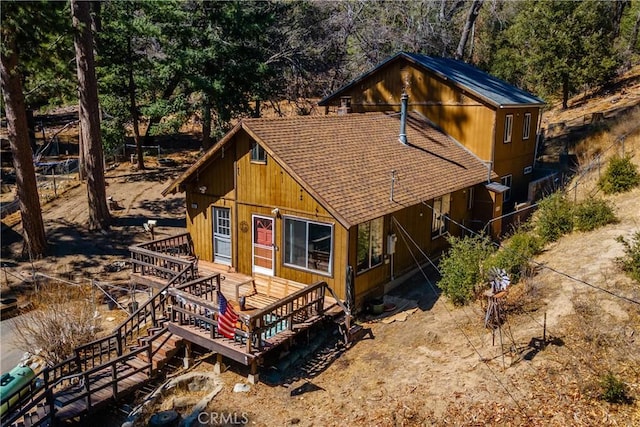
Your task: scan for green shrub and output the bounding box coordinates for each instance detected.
[485,230,542,282]
[600,372,632,404]
[437,234,496,306]
[573,197,617,232]
[598,155,640,194]
[536,192,574,243]
[616,231,640,283]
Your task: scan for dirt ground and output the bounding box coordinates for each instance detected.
[2,81,640,425]
[3,152,639,427]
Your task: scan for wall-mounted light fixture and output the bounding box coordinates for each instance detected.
[191,203,198,209]
[271,207,280,218]
[198,186,207,194]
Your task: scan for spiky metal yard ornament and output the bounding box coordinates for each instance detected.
[484,267,510,330]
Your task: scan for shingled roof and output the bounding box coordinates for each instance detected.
[319,52,545,108]
[165,112,491,228]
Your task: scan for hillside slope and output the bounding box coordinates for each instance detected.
[1,68,639,425]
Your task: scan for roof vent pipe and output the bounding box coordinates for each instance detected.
[399,92,408,145]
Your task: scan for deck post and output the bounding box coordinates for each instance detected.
[288,301,294,331]
[183,342,193,369]
[248,360,259,385]
[214,353,226,374]
[83,371,91,411]
[116,329,123,356]
[111,362,118,399]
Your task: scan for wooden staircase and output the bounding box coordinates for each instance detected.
[1,263,205,427]
[130,327,184,373]
[2,233,352,426]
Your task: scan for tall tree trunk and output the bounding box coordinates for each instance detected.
[613,0,630,39]
[0,34,47,258]
[127,38,144,170]
[455,0,484,60]
[71,0,111,230]
[202,95,212,150]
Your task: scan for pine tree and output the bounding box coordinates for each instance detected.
[71,0,111,231]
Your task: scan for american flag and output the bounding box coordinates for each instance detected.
[217,292,238,339]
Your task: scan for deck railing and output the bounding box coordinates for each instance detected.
[115,263,193,349]
[48,344,152,415]
[129,245,197,282]
[168,281,328,356]
[135,232,194,257]
[174,274,220,303]
[1,262,196,425]
[246,281,326,352]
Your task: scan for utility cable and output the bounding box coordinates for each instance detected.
[392,216,532,420]
[418,199,640,307]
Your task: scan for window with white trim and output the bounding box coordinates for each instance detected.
[250,142,266,163]
[357,217,384,273]
[501,175,512,202]
[523,112,531,140]
[504,114,513,143]
[283,217,332,274]
[431,194,451,238]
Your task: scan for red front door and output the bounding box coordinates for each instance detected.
[252,215,274,276]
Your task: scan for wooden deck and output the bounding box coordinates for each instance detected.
[3,232,351,426]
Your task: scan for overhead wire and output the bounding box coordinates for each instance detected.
[413,195,640,392]
[391,216,532,420]
[392,216,585,418]
[418,199,640,307]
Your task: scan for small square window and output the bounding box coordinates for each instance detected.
[251,142,266,163]
[504,114,513,143]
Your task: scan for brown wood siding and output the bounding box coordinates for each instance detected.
[184,146,236,263]
[494,108,540,203]
[184,125,487,307]
[350,188,471,307]
[335,60,496,161]
[232,131,348,299]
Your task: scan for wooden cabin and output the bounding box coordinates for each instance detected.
[164,108,502,310]
[318,52,545,212]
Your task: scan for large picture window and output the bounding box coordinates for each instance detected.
[357,217,384,273]
[283,217,332,274]
[432,194,451,238]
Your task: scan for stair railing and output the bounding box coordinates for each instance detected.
[1,256,196,424]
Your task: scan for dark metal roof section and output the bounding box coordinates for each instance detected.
[319,52,545,108]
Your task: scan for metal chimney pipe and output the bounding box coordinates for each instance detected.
[399,92,408,145]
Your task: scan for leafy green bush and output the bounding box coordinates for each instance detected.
[616,231,640,283]
[485,230,542,282]
[535,192,574,243]
[437,235,496,306]
[573,197,617,232]
[598,155,640,194]
[600,372,632,404]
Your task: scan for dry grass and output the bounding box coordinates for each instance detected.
[568,107,640,202]
[12,281,101,365]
